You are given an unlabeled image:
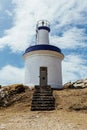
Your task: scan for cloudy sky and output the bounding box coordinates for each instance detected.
[0,0,87,85]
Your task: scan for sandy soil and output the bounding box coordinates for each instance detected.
[0,108,87,130]
[0,87,87,130]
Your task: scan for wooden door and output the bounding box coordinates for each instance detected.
[40,67,47,86]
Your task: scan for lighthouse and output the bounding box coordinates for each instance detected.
[23,20,64,89]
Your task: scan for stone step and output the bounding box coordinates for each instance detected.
[32,103,55,107]
[31,85,55,111]
[32,96,54,100]
[32,98,55,102]
[32,100,55,104]
[34,90,52,93]
[31,104,55,107]
[31,106,55,111]
[34,93,53,96]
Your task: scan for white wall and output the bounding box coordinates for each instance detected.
[24,53,63,89]
[37,29,49,44]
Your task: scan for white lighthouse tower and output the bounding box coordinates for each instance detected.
[23,20,64,89]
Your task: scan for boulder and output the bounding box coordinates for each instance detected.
[0,84,27,107]
[83,79,87,86]
[9,84,25,95]
[63,78,87,89]
[83,79,87,83]
[63,82,74,89]
[74,79,83,84]
[73,82,85,89]
[0,88,9,107]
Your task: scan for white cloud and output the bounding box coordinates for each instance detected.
[50,27,87,49]
[0,65,24,86]
[0,0,87,85]
[62,54,87,83]
[0,0,87,52]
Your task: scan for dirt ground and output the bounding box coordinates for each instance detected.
[0,87,87,130]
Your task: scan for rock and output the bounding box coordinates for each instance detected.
[15,84,25,93]
[0,88,8,99]
[74,79,83,84]
[83,78,87,83]
[85,84,87,87]
[83,79,87,87]
[63,82,74,89]
[0,84,27,107]
[9,84,25,95]
[73,82,85,89]
[0,88,9,107]
[63,78,87,89]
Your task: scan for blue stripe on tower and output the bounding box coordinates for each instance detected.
[38,26,50,32]
[24,44,61,54]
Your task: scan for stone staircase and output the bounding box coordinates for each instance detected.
[31,85,55,111]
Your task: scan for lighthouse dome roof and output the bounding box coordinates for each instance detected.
[24,44,62,54]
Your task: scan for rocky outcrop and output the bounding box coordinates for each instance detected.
[63,78,87,89]
[0,84,27,107]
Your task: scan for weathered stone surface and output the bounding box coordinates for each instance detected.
[31,86,55,111]
[63,78,87,89]
[0,84,27,107]
[63,82,74,89]
[73,83,85,88]
[83,79,87,83]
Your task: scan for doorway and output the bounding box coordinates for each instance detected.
[40,67,47,86]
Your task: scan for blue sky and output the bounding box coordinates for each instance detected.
[0,0,87,85]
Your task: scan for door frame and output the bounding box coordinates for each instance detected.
[39,66,48,86]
